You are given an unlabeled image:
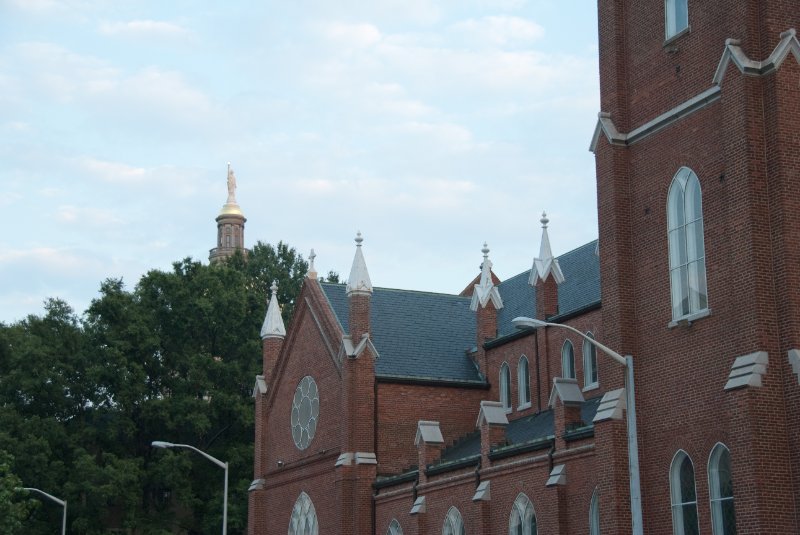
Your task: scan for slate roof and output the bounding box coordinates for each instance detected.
[496,240,600,337]
[438,395,603,465]
[317,239,600,383]
[319,283,482,383]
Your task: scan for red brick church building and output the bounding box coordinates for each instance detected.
[246,1,800,533]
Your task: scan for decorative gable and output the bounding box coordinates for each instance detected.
[548,377,585,408]
[470,243,504,311]
[529,213,565,286]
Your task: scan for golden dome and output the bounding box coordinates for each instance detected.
[219,202,244,217]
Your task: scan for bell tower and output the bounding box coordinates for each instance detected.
[209,163,247,263]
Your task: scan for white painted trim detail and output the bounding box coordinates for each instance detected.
[724,351,768,391]
[476,400,509,427]
[252,375,267,397]
[355,452,377,465]
[248,478,265,492]
[415,420,445,445]
[548,377,584,408]
[593,388,627,423]
[546,464,566,486]
[335,452,353,467]
[714,29,800,83]
[788,349,800,385]
[409,496,426,515]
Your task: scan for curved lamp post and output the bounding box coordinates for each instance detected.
[151,441,228,535]
[512,316,643,535]
[18,487,67,535]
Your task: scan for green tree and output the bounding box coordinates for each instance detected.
[0,451,35,534]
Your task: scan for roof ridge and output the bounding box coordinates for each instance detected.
[321,281,469,300]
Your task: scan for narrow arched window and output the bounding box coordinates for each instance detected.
[708,444,736,534]
[442,506,465,535]
[387,518,403,535]
[583,332,598,389]
[518,355,531,408]
[562,340,575,379]
[589,488,600,535]
[665,0,689,38]
[288,492,318,535]
[508,493,538,535]
[670,451,699,535]
[500,362,511,412]
[667,167,707,321]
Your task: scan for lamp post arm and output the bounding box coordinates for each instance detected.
[543,321,627,367]
[19,488,67,535]
[170,443,227,470]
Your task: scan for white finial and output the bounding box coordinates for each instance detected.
[346,232,372,296]
[308,249,317,280]
[529,211,565,286]
[471,242,503,311]
[261,279,286,339]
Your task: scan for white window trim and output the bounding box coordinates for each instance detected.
[664,0,689,39]
[589,488,600,535]
[707,443,736,535]
[517,355,531,410]
[561,340,575,380]
[443,506,465,535]
[508,493,538,535]
[670,450,699,535]
[583,332,599,390]
[500,362,512,413]
[668,307,712,329]
[387,518,403,535]
[288,491,319,535]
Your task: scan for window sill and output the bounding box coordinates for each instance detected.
[582,383,599,393]
[504,407,512,414]
[517,402,531,411]
[668,308,711,329]
[663,25,691,47]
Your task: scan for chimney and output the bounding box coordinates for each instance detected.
[476,400,509,466]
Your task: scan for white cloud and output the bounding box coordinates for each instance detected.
[78,157,148,184]
[55,205,123,225]
[98,20,191,40]
[318,21,382,48]
[449,16,545,46]
[0,247,96,273]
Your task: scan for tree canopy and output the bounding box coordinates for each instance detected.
[0,241,307,534]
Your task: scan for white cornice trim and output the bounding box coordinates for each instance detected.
[590,28,799,153]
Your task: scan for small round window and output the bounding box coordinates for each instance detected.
[291,376,320,450]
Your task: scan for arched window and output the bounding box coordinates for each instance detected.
[665,0,689,39]
[561,340,575,379]
[500,362,511,412]
[708,444,736,535]
[589,488,600,535]
[288,492,318,535]
[583,332,598,389]
[508,493,538,535]
[667,167,707,321]
[387,518,403,535]
[518,355,531,408]
[442,506,465,535]
[670,451,699,535]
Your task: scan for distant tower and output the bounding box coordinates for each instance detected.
[209,163,247,263]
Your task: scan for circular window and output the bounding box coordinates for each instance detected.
[291,376,319,450]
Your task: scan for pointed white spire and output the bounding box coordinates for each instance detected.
[470,242,504,311]
[529,212,565,286]
[308,248,317,280]
[260,280,286,339]
[346,232,373,296]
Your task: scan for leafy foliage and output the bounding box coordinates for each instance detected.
[0,242,306,534]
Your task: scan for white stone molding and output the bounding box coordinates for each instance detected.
[476,400,509,427]
[472,480,491,502]
[335,452,354,467]
[470,243,504,311]
[248,478,265,492]
[593,388,626,423]
[789,349,800,385]
[724,351,769,391]
[548,377,585,409]
[415,420,445,446]
[346,232,373,296]
[252,375,267,397]
[260,280,286,339]
[409,496,426,515]
[546,464,566,486]
[714,29,800,83]
[529,213,565,286]
[339,333,379,363]
[355,452,377,465]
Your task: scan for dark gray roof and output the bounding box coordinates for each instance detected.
[496,240,600,337]
[319,283,482,383]
[438,396,603,464]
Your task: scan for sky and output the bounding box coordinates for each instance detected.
[0,0,600,324]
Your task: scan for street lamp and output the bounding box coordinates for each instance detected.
[17,487,67,535]
[151,441,229,535]
[512,316,643,535]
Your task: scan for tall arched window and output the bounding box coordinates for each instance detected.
[288,492,318,535]
[442,506,465,535]
[518,356,531,408]
[561,340,575,379]
[583,332,598,389]
[387,518,403,535]
[508,493,538,535]
[670,451,699,535]
[708,444,736,535]
[589,488,600,535]
[500,362,511,412]
[667,167,707,321]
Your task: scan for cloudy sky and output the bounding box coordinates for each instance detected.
[0,0,600,323]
